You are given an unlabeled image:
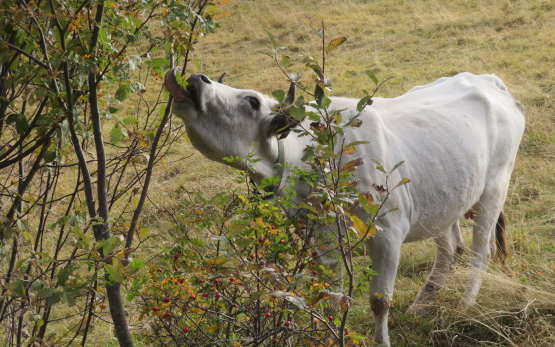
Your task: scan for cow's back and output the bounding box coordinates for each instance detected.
[337,73,525,241]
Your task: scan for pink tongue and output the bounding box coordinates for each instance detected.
[164,67,190,101]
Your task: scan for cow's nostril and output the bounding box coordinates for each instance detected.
[199,75,211,84]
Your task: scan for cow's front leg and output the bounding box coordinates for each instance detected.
[314,247,344,291]
[368,236,402,347]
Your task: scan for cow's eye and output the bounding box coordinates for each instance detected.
[245,96,260,111]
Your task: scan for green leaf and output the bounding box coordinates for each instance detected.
[6,114,29,135]
[272,90,285,104]
[145,58,170,69]
[371,159,387,174]
[314,85,324,107]
[345,141,370,147]
[248,291,265,303]
[38,287,58,299]
[359,194,380,215]
[357,96,370,112]
[30,279,44,291]
[390,160,405,173]
[44,150,57,163]
[299,202,318,215]
[14,280,26,298]
[194,58,202,72]
[255,50,273,58]
[285,295,307,309]
[366,70,378,86]
[110,123,123,145]
[265,29,277,50]
[115,82,131,102]
[123,116,138,125]
[282,55,291,68]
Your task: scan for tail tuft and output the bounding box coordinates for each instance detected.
[495,211,508,265]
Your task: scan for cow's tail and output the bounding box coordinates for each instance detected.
[495,210,508,265]
[464,209,509,264]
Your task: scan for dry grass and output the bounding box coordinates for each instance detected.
[9,0,554,345]
[170,0,555,345]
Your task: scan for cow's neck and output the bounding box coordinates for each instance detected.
[249,132,312,199]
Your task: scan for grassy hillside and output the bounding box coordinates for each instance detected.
[89,0,555,345]
[179,0,555,345]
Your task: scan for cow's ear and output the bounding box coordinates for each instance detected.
[265,82,302,139]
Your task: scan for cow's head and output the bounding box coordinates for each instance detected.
[164,68,297,168]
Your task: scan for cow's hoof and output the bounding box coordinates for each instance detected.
[456,296,476,311]
[406,304,430,317]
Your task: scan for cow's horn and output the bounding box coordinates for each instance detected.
[218,72,227,84]
[283,82,296,106]
[164,67,188,101]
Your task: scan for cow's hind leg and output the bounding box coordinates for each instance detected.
[458,192,505,309]
[407,221,464,316]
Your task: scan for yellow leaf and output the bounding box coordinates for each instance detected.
[343,146,355,155]
[350,215,367,235]
[194,208,207,215]
[209,324,219,332]
[342,157,364,173]
[138,227,150,240]
[23,232,34,243]
[238,195,249,204]
[393,177,411,190]
[326,36,347,54]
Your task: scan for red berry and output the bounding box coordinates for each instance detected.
[173,254,179,260]
[216,292,221,298]
[189,295,195,300]
[178,250,182,254]
[258,237,264,243]
[279,239,284,244]
[328,315,333,321]
[214,279,219,284]
[199,279,204,283]
[157,268,162,272]
[152,306,159,311]
[285,321,290,326]
[179,278,184,284]
[311,261,316,265]
[233,303,237,308]
[273,338,277,343]
[164,312,171,318]
[250,254,256,259]
[265,312,271,317]
[301,225,306,229]
[270,225,275,229]
[182,327,189,333]
[202,293,209,298]
[164,297,170,303]
[230,277,235,282]
[312,251,318,257]
[312,271,318,276]
[299,220,304,224]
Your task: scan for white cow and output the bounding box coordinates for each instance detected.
[165,69,525,346]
